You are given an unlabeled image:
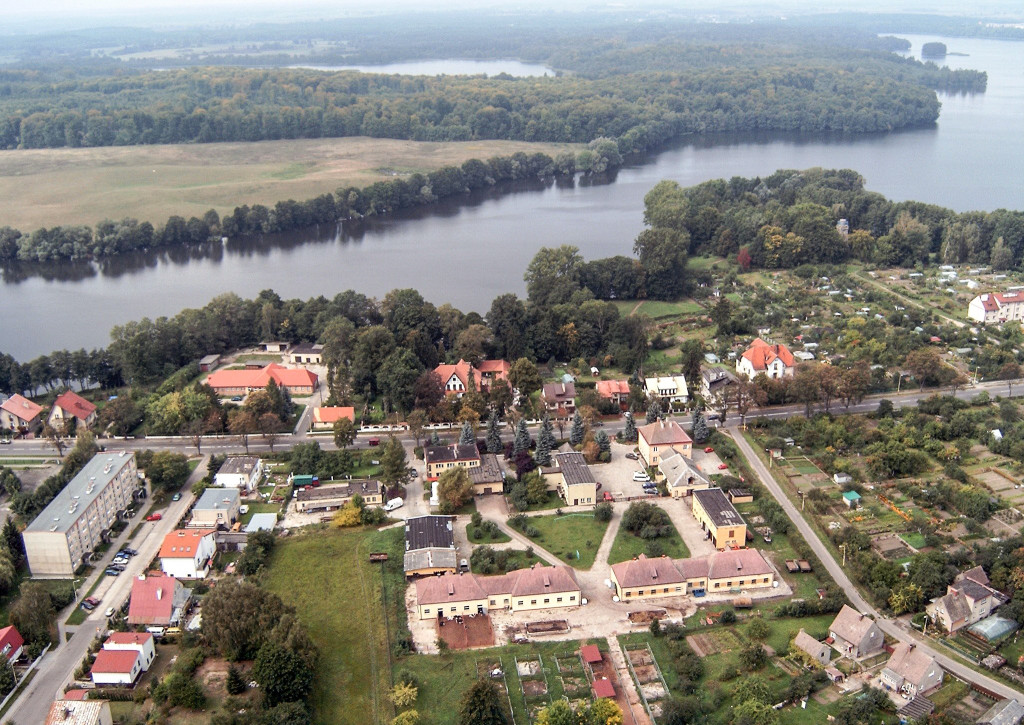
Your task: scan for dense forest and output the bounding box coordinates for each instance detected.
[640,168,1024,270]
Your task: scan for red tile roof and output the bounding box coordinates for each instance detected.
[415,572,487,606]
[313,407,355,424]
[476,359,511,377]
[595,380,631,398]
[741,338,795,370]
[204,363,317,391]
[0,394,43,423]
[159,529,215,559]
[53,390,97,421]
[0,625,23,661]
[638,419,692,446]
[90,648,140,674]
[127,573,178,624]
[592,678,616,698]
[60,690,89,701]
[105,631,153,647]
[434,360,477,392]
[580,644,602,664]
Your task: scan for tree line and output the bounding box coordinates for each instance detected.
[640,168,1024,271]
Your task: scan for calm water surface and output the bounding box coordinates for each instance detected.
[2,35,1022,360]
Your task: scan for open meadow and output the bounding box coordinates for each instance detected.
[0,137,579,230]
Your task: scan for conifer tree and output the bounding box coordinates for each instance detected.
[535,415,556,466]
[623,412,638,442]
[485,410,502,454]
[459,421,474,446]
[513,419,530,455]
[569,410,585,446]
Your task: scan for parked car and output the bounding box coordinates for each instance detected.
[105,568,120,576]
[123,548,138,556]
[625,452,638,460]
[231,396,243,402]
[459,559,469,572]
[104,607,115,618]
[407,468,418,477]
[146,513,162,521]
[384,498,404,512]
[172,492,182,501]
[704,447,714,453]
[632,471,651,482]
[602,492,614,502]
[717,463,729,470]
[239,505,249,515]
[84,597,101,607]
[80,601,95,611]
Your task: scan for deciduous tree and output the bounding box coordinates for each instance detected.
[333,417,356,450]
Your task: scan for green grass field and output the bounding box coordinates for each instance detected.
[240,502,282,526]
[466,522,512,544]
[0,137,579,230]
[469,548,542,574]
[264,525,404,725]
[606,520,690,564]
[611,299,704,319]
[899,531,927,549]
[518,513,609,569]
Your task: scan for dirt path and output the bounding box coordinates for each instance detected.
[605,636,652,725]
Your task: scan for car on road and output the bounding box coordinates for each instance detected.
[146,513,162,521]
[112,557,128,565]
[231,396,243,402]
[625,452,638,460]
[123,548,138,556]
[632,471,651,482]
[105,607,115,618]
[0,438,11,445]
[407,468,418,477]
[704,447,714,453]
[717,463,729,470]
[172,492,182,501]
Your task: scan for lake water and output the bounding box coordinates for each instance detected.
[289,59,554,76]
[2,35,1022,361]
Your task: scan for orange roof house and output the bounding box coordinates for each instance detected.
[312,407,356,429]
[595,379,631,407]
[434,359,510,397]
[1,394,44,433]
[49,390,98,430]
[736,338,796,381]
[204,363,318,396]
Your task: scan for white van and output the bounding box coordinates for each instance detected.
[384,498,404,512]
[146,626,166,637]
[632,471,651,483]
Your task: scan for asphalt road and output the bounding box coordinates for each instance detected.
[729,427,1024,699]
[6,458,208,725]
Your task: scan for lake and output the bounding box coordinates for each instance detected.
[289,59,554,76]
[2,35,1022,361]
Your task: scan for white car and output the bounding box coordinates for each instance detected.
[384,498,404,512]
[632,471,651,483]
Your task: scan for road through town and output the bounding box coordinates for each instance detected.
[729,428,1024,699]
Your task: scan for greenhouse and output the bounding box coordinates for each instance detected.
[968,615,1019,642]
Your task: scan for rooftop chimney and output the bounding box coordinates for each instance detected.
[156,588,163,600]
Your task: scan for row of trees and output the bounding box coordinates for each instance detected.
[640,168,1024,270]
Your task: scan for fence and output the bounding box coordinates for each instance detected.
[620,641,670,723]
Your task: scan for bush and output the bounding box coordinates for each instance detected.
[226,665,247,695]
[719,609,736,624]
[594,502,613,522]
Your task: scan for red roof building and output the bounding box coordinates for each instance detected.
[49,390,98,430]
[433,359,510,398]
[127,573,192,626]
[1,394,44,434]
[0,625,24,663]
[592,678,616,698]
[90,649,142,685]
[580,644,603,664]
[736,338,796,381]
[312,407,355,429]
[203,363,318,396]
[969,291,1024,325]
[595,379,631,408]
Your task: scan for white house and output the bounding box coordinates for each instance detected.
[103,632,155,672]
[90,648,143,686]
[736,338,796,380]
[644,375,689,405]
[213,456,263,491]
[880,643,943,696]
[159,529,217,579]
[969,292,1024,325]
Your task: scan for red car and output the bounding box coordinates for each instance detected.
[704,447,714,453]
[602,492,614,502]
[717,463,729,470]
[146,513,162,521]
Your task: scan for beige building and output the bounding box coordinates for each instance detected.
[692,487,746,549]
[828,605,884,659]
[415,564,581,619]
[23,452,138,578]
[926,566,1003,633]
[880,643,943,696]
[469,454,504,495]
[45,699,113,725]
[48,390,98,431]
[294,480,384,512]
[793,630,831,666]
[543,451,597,506]
[637,419,692,467]
[658,451,711,499]
[644,375,689,405]
[609,549,775,601]
[425,443,480,481]
[190,488,240,528]
[404,515,457,577]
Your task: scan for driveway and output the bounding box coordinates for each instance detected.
[657,497,717,558]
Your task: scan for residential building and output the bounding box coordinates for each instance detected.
[49,390,98,431]
[978,699,1024,725]
[190,488,241,528]
[609,549,775,600]
[637,418,692,467]
[468,453,504,496]
[433,359,510,397]
[103,632,155,672]
[260,342,290,353]
[0,394,44,435]
[926,566,1004,633]
[828,605,884,658]
[159,529,216,579]
[213,456,263,491]
[90,648,143,686]
[127,573,192,626]
[880,643,943,696]
[658,451,711,499]
[198,354,221,372]
[294,480,384,512]
[0,625,24,663]
[311,406,355,430]
[595,380,631,409]
[415,564,581,619]
[543,451,597,506]
[691,487,746,549]
[968,292,1024,325]
[23,452,138,577]
[404,515,457,577]
[424,443,480,481]
[288,342,324,365]
[644,375,689,405]
[736,338,796,380]
[793,630,831,666]
[541,382,576,418]
[45,699,113,725]
[203,363,318,396]
[245,513,278,532]
[700,368,738,409]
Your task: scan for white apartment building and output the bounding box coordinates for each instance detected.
[23,452,138,578]
[968,291,1024,324]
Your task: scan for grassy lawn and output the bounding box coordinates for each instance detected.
[466,522,511,544]
[240,502,282,526]
[899,531,927,549]
[469,548,543,574]
[606,521,690,565]
[518,491,564,513]
[516,512,609,569]
[264,525,405,725]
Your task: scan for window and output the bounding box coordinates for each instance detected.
[714,583,720,588]
[464,606,470,611]
[544,598,550,604]
[763,577,769,583]
[727,581,732,587]
[663,588,668,593]
[517,601,523,606]
[531,600,537,605]
[638,590,644,595]
[490,600,495,605]
[624,592,631,597]
[424,608,430,614]
[557,597,563,603]
[729,529,734,538]
[675,587,681,592]
[569,595,576,601]
[450,607,456,612]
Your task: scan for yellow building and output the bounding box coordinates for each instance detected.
[692,487,746,549]
[543,451,598,506]
[610,549,775,601]
[404,515,458,577]
[425,444,481,481]
[415,564,582,619]
[637,419,692,467]
[468,454,505,495]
